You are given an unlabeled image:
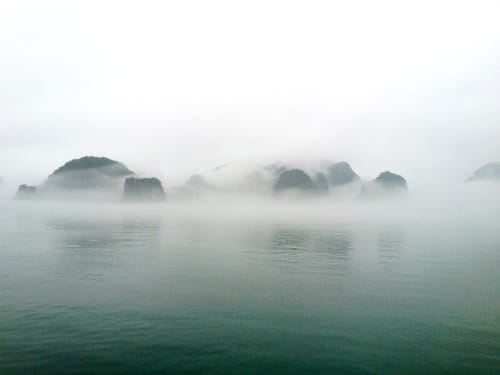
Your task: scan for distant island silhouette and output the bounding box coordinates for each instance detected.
[14,156,499,202]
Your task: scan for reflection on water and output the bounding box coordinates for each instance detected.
[314,228,354,264]
[48,219,162,280]
[270,228,310,264]
[377,227,405,264]
[245,225,355,276]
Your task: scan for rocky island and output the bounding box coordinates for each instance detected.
[361,171,408,198]
[15,156,164,202]
[274,169,318,195]
[467,162,500,182]
[123,177,166,202]
[45,156,134,191]
[14,156,411,201]
[15,184,37,199]
[327,161,359,187]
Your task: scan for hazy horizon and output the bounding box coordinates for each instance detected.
[1,1,499,190]
[1,3,500,373]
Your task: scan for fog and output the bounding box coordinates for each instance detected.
[1,1,499,203]
[2,185,498,234]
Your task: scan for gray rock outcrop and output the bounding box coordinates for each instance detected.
[274,169,317,194]
[361,171,408,198]
[123,177,165,201]
[374,171,408,190]
[327,161,359,187]
[15,184,37,199]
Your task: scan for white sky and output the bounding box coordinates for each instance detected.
[1,0,499,187]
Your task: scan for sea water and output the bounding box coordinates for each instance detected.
[0,199,498,374]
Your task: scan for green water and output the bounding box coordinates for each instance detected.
[0,201,498,374]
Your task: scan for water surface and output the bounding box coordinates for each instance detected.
[0,201,498,374]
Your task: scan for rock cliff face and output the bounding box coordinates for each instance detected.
[274,169,317,194]
[123,177,165,201]
[15,184,37,199]
[467,162,500,182]
[327,162,359,187]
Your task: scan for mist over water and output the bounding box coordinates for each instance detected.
[1,1,500,373]
[1,192,499,374]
